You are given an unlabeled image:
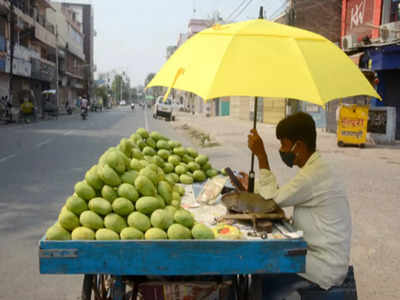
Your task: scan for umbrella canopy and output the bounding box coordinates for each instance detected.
[147,16,381,192]
[147,19,380,105]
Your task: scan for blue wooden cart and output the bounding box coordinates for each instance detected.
[39,183,307,299]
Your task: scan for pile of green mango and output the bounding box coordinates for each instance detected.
[46,128,216,241]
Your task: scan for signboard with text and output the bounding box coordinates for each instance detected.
[342,0,382,40]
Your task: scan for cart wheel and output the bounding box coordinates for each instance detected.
[81,274,93,300]
[337,141,344,147]
[359,143,365,148]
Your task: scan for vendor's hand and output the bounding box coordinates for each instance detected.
[248,129,266,159]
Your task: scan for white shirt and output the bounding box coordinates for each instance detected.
[255,151,352,290]
[81,98,88,108]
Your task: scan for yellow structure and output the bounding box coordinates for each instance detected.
[337,105,369,147]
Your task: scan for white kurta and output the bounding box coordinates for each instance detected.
[255,151,352,290]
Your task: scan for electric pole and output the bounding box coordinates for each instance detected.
[288,0,296,26]
[8,0,15,105]
[287,0,298,114]
[55,25,60,109]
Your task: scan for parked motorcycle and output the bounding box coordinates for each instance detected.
[81,107,88,120]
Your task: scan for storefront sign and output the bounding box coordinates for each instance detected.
[342,0,381,40]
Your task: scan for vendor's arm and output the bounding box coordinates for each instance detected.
[258,168,313,207]
[249,129,312,207]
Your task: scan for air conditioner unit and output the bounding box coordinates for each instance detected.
[379,22,400,43]
[341,34,359,51]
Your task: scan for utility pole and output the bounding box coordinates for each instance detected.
[287,0,298,114]
[288,0,296,26]
[55,25,60,109]
[120,75,122,102]
[8,0,15,105]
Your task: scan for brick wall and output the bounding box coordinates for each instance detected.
[276,0,342,43]
[295,0,342,42]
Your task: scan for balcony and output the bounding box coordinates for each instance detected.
[36,14,55,34]
[32,22,56,48]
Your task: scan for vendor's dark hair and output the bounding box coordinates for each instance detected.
[276,112,316,152]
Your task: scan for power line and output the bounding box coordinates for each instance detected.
[231,0,254,20]
[226,0,248,20]
[269,0,289,20]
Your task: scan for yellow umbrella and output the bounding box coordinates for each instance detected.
[147,20,380,105]
[147,11,380,191]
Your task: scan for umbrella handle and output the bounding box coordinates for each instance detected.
[248,96,259,193]
[248,169,255,193]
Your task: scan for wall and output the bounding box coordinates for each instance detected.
[300,102,327,128]
[368,106,397,143]
[263,98,286,125]
[46,3,85,60]
[295,0,343,42]
[230,96,251,121]
[375,69,400,139]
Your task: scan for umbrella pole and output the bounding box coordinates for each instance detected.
[248,96,258,193]
[247,7,264,193]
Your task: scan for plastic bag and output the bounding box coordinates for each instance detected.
[197,176,227,205]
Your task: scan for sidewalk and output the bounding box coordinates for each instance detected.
[172,112,400,300]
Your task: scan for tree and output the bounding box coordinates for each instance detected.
[145,73,156,87]
[144,72,164,99]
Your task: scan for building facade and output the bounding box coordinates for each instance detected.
[0,0,57,112]
[47,2,86,108]
[0,0,94,116]
[341,0,400,140]
[61,2,94,102]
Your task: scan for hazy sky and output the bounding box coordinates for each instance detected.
[92,0,285,86]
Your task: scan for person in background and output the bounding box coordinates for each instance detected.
[20,97,35,122]
[80,96,88,110]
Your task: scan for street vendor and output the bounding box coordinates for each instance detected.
[242,112,352,299]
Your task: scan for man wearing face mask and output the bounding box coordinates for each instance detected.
[242,112,352,299]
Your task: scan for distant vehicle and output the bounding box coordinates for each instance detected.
[153,96,176,121]
[120,100,126,106]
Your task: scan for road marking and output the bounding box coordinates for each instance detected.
[63,130,74,136]
[35,138,52,149]
[0,154,16,163]
[144,105,150,131]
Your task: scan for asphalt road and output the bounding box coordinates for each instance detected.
[0,106,187,300]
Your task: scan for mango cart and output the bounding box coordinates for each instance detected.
[39,182,306,300]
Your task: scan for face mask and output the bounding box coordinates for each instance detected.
[279,142,297,168]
